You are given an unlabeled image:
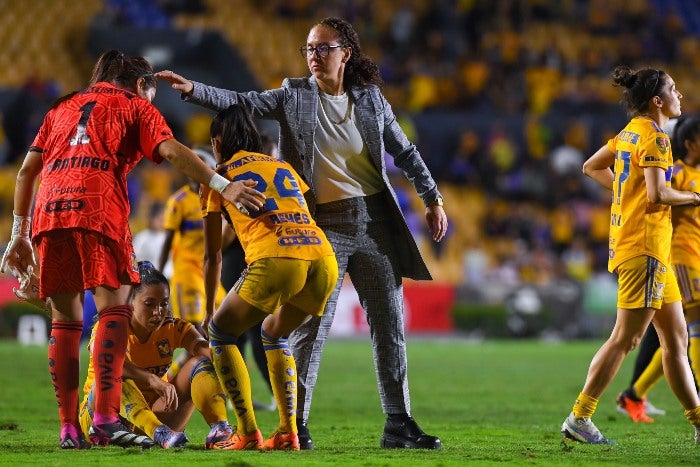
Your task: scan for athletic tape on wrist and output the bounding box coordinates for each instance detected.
[209,173,231,194]
[11,212,31,238]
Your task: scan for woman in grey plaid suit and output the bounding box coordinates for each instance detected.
[156,16,448,450]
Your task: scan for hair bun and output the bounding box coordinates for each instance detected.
[612,66,637,88]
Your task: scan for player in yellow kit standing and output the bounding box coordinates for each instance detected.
[159,148,226,332]
[561,66,700,445]
[202,104,338,450]
[616,115,700,422]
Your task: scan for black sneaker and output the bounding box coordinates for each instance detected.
[380,414,442,449]
[297,418,314,450]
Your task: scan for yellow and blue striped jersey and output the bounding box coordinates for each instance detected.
[164,185,205,278]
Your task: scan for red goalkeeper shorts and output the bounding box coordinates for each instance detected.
[35,228,139,299]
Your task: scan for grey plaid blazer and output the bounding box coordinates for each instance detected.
[187,76,439,280]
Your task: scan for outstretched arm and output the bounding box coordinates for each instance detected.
[156,139,265,212]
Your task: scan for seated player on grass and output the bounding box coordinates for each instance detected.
[78,261,236,449]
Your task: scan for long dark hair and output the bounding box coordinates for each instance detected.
[51,50,157,110]
[89,49,157,90]
[671,115,700,159]
[318,17,382,88]
[612,65,667,117]
[210,104,263,160]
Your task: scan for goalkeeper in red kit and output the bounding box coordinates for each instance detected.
[0,50,265,449]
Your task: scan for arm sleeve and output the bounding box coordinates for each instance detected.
[379,90,441,204]
[186,81,287,120]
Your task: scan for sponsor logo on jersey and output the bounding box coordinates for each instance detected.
[45,199,84,213]
[278,235,322,246]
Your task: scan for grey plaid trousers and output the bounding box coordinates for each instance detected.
[289,192,411,420]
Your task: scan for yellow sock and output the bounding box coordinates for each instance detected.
[166,349,189,380]
[684,406,700,426]
[121,378,162,438]
[572,392,598,419]
[190,357,228,425]
[261,330,297,433]
[210,342,257,434]
[688,321,700,388]
[633,348,664,398]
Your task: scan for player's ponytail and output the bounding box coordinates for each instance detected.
[89,49,156,92]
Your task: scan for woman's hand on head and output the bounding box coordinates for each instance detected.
[154,70,194,95]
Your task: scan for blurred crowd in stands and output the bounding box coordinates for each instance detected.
[1,0,700,295]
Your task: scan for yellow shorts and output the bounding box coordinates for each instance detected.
[674,263,700,305]
[235,255,338,316]
[616,255,681,309]
[171,279,225,323]
[78,380,161,439]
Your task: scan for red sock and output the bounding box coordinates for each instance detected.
[48,321,83,429]
[92,305,132,423]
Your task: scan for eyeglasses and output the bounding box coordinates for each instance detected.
[299,44,344,59]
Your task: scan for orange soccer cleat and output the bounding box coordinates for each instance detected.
[262,431,301,451]
[209,428,263,450]
[617,392,654,423]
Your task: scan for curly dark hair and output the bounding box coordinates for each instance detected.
[317,17,382,88]
[612,65,667,117]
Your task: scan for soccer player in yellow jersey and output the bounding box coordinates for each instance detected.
[159,149,226,330]
[79,262,236,449]
[561,66,700,445]
[202,104,338,450]
[616,115,700,422]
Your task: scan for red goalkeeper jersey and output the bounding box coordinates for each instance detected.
[30,82,173,242]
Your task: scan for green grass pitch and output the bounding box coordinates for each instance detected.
[0,338,697,466]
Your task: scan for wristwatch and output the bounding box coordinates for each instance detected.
[429,196,444,207]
